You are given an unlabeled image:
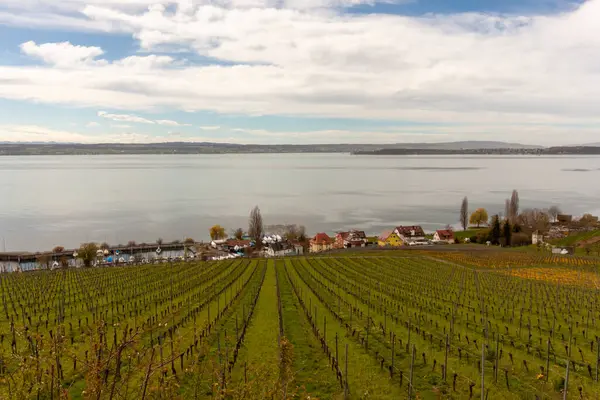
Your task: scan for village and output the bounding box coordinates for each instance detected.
[1,201,600,272]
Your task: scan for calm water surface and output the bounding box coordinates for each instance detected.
[0,154,599,251]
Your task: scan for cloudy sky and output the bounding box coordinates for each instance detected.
[0,0,598,145]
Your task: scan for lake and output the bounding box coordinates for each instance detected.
[0,154,599,251]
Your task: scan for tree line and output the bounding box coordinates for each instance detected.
[458,190,566,247]
[209,207,307,245]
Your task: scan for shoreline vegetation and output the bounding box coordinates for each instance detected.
[0,141,599,155]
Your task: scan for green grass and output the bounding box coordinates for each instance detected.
[4,252,600,399]
[551,229,600,247]
[454,228,486,241]
[278,260,344,399]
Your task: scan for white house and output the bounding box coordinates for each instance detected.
[211,239,227,249]
[433,230,455,244]
[394,226,426,245]
[264,242,302,257]
[532,231,544,245]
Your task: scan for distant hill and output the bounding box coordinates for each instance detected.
[384,141,542,150]
[355,146,600,156]
[0,141,542,155]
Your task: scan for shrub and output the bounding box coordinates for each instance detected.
[511,233,532,247]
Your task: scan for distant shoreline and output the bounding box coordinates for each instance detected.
[354,146,600,156]
[0,142,598,156]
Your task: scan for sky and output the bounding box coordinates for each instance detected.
[0,0,599,145]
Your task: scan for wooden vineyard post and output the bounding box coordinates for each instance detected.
[444,334,449,381]
[324,316,327,344]
[407,320,411,353]
[336,333,339,367]
[345,344,349,400]
[366,318,369,350]
[481,342,485,400]
[563,359,570,400]
[596,340,600,382]
[495,335,500,383]
[546,339,551,382]
[408,345,416,400]
[391,333,395,378]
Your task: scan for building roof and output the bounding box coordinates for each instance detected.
[395,226,426,237]
[225,239,251,247]
[435,230,454,239]
[338,230,367,241]
[268,242,292,252]
[312,233,333,244]
[378,230,394,241]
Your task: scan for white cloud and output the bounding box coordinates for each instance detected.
[199,126,221,130]
[0,124,213,143]
[156,119,191,126]
[96,111,190,126]
[98,111,155,124]
[86,121,100,128]
[110,124,133,129]
[114,55,174,69]
[20,41,106,67]
[1,1,600,143]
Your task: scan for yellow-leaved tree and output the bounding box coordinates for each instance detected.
[209,225,227,240]
[470,208,489,228]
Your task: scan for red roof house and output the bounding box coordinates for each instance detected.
[433,230,455,243]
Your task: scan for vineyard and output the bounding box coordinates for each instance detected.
[1,253,600,399]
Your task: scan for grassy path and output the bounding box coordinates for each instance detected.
[278,260,344,399]
[227,260,281,398]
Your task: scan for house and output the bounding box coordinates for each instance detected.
[310,233,334,253]
[532,231,544,245]
[223,239,251,253]
[335,230,368,249]
[394,226,426,245]
[264,242,300,257]
[210,239,227,249]
[378,231,403,247]
[557,214,573,224]
[288,241,306,256]
[433,230,455,244]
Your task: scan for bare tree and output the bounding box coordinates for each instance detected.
[504,199,510,220]
[233,228,244,240]
[78,243,99,267]
[509,190,520,222]
[518,208,550,233]
[36,254,51,270]
[548,205,562,223]
[460,197,469,231]
[298,225,307,241]
[249,206,264,245]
